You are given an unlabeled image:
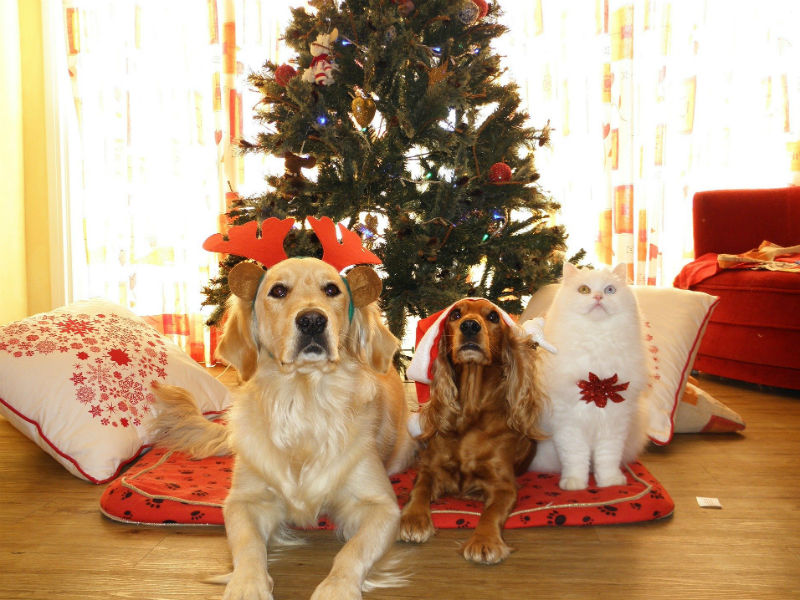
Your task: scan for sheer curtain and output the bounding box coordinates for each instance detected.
[501,0,799,284]
[59,0,290,361]
[56,1,798,363]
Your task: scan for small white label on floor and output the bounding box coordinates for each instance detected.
[696,496,722,509]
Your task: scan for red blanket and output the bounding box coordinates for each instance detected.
[674,241,800,289]
[100,446,673,528]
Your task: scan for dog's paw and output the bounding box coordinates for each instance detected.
[398,510,435,544]
[310,574,361,600]
[222,571,273,600]
[461,533,512,565]
[559,474,588,491]
[595,469,627,488]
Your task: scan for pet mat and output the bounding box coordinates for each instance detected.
[100,447,673,528]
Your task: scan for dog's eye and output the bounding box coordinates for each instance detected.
[323,283,341,297]
[449,308,461,321]
[268,284,288,298]
[604,285,617,295]
[487,310,500,323]
[578,285,591,294]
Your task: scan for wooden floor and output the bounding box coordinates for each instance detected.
[2,373,799,600]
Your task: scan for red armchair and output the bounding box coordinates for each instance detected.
[674,187,800,390]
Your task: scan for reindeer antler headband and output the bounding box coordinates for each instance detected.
[202,216,381,271]
[204,216,383,324]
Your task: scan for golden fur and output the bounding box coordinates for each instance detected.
[398,299,545,564]
[151,257,415,600]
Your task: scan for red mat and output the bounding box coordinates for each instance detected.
[100,447,673,528]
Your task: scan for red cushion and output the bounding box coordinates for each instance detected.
[100,447,674,528]
[687,268,800,389]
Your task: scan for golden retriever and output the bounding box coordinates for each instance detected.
[151,257,416,600]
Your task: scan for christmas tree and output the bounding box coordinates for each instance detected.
[203,0,581,340]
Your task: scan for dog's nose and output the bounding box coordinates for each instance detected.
[460,319,481,336]
[296,310,327,336]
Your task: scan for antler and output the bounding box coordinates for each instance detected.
[202,218,295,267]
[307,216,382,271]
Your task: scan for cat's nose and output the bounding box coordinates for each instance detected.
[460,319,481,336]
[593,293,603,301]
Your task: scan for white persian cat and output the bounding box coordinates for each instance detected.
[529,262,650,490]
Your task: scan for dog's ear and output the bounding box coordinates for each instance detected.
[502,326,547,439]
[347,303,399,373]
[346,266,382,308]
[217,296,258,382]
[345,267,398,372]
[228,261,264,301]
[420,330,459,439]
[218,260,263,383]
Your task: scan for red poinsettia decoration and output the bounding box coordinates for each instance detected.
[578,373,630,408]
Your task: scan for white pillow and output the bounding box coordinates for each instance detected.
[0,299,231,483]
[520,285,719,445]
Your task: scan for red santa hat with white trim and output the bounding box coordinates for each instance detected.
[406,298,557,386]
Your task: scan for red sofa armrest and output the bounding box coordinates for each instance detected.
[693,187,800,257]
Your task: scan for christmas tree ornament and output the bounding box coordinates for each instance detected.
[472,0,489,19]
[488,162,512,183]
[427,62,450,88]
[284,152,317,176]
[397,0,415,17]
[302,28,339,86]
[456,0,480,25]
[274,64,297,87]
[385,26,397,43]
[351,96,377,128]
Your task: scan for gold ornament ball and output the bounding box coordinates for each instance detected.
[352,97,377,128]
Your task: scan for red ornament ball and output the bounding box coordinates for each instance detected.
[472,0,489,19]
[275,64,297,87]
[488,162,512,183]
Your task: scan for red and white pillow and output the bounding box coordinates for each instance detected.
[520,285,720,445]
[0,299,231,483]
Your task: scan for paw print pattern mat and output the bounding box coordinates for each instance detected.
[100,447,674,528]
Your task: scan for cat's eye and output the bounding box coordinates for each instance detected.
[578,284,591,294]
[604,285,617,295]
[323,282,341,297]
[487,310,500,323]
[268,284,288,298]
[449,308,462,321]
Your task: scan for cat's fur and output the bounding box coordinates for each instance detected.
[529,262,650,490]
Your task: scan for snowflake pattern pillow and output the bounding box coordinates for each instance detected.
[0,299,231,483]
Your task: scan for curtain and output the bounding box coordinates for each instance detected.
[502,0,799,285]
[60,0,290,362]
[57,0,799,362]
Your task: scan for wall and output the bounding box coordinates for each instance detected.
[0,0,53,325]
[19,0,52,317]
[0,0,28,324]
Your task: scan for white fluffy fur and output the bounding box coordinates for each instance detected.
[529,263,650,490]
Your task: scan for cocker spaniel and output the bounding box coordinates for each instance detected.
[399,298,546,564]
[151,255,416,600]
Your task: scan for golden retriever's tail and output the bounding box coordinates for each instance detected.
[149,382,231,457]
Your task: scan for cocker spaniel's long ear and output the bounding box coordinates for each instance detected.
[344,267,398,373]
[420,331,459,440]
[502,326,547,439]
[216,262,263,382]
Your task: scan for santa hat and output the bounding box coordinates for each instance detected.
[407,298,556,387]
